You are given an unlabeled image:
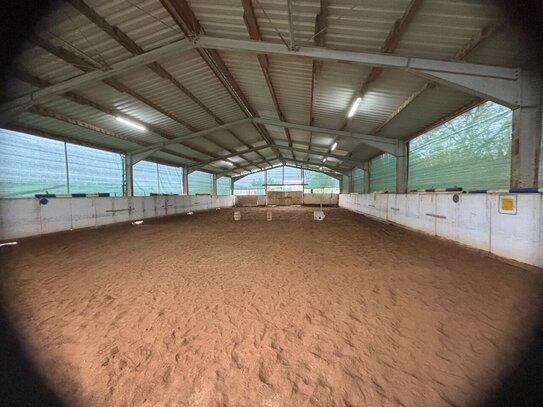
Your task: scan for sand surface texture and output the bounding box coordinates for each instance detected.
[1,207,542,406]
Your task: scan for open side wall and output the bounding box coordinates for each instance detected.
[0,195,235,240]
[339,193,543,269]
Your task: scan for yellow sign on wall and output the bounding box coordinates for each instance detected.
[499,195,517,215]
[501,198,514,211]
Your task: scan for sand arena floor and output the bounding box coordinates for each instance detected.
[1,207,543,406]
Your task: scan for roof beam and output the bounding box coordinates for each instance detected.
[273,144,365,168]
[14,36,248,169]
[283,160,345,179]
[309,0,329,151]
[28,104,200,163]
[370,21,505,138]
[192,36,517,80]
[14,69,232,165]
[159,0,281,162]
[241,0,294,151]
[1,29,519,123]
[188,144,271,170]
[286,0,297,51]
[371,82,434,135]
[230,162,343,182]
[454,21,503,61]
[341,0,424,130]
[228,158,347,180]
[189,139,368,171]
[66,0,263,169]
[130,118,252,155]
[192,35,520,107]
[127,117,402,159]
[0,37,192,123]
[253,117,403,156]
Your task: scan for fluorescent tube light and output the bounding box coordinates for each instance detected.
[116,117,146,132]
[331,141,338,151]
[322,158,327,163]
[347,97,362,118]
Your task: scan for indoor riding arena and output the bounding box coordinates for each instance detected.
[0,1,542,407]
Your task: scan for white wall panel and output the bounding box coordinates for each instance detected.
[340,193,542,268]
[0,196,235,240]
[490,195,542,268]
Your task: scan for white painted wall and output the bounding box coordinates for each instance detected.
[0,195,235,240]
[340,193,543,268]
[303,193,339,206]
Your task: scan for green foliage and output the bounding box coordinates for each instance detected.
[408,101,512,190]
[370,154,396,192]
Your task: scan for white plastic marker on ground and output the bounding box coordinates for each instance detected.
[234,211,241,221]
[0,241,18,247]
[266,211,272,221]
[314,211,325,221]
[131,220,144,225]
[187,212,194,215]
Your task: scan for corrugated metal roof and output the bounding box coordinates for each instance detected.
[1,0,529,178]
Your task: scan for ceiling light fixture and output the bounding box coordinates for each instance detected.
[224,160,234,166]
[347,97,362,118]
[322,158,327,163]
[115,117,147,132]
[331,141,338,151]
[319,166,323,170]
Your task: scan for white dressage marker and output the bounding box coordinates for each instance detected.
[314,211,325,221]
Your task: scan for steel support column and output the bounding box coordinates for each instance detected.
[511,72,542,188]
[182,166,189,195]
[212,173,218,195]
[363,162,370,194]
[396,142,408,193]
[124,154,134,196]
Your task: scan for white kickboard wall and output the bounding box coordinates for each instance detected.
[339,193,543,269]
[0,195,235,240]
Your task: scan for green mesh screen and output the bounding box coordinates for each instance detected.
[266,167,283,185]
[67,144,123,196]
[0,129,68,197]
[352,168,365,193]
[133,161,158,196]
[303,169,339,191]
[188,170,213,195]
[408,102,512,191]
[157,164,181,195]
[217,177,232,195]
[370,154,396,192]
[283,166,302,184]
[234,171,265,195]
[273,167,302,191]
